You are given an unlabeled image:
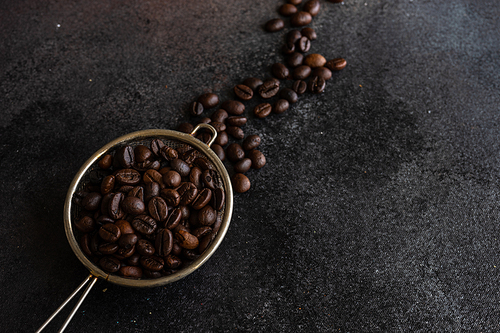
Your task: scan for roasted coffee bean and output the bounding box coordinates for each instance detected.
[198,205,216,226]
[234,158,252,173]
[150,140,165,158]
[189,101,204,116]
[122,196,145,215]
[303,0,321,16]
[156,228,173,256]
[115,146,135,168]
[181,149,197,165]
[288,0,302,4]
[165,254,182,269]
[287,52,304,67]
[211,144,225,161]
[177,182,198,206]
[290,11,312,26]
[177,122,194,134]
[312,67,332,80]
[144,182,160,202]
[212,188,225,211]
[75,216,95,233]
[98,154,113,170]
[140,256,164,271]
[308,75,326,93]
[115,169,141,185]
[118,233,138,249]
[226,143,245,162]
[242,77,263,91]
[143,169,163,186]
[279,3,297,16]
[226,116,247,127]
[242,135,261,151]
[304,53,326,68]
[254,103,272,119]
[80,234,92,256]
[201,170,216,190]
[99,223,121,243]
[265,18,285,32]
[196,132,212,144]
[325,57,347,71]
[226,126,245,139]
[99,256,121,273]
[120,266,142,278]
[210,121,226,133]
[192,226,212,239]
[247,150,266,169]
[286,29,302,44]
[134,145,152,163]
[211,109,228,123]
[279,88,299,104]
[221,100,245,115]
[74,190,88,206]
[214,131,228,146]
[89,169,110,185]
[143,270,162,278]
[282,41,296,55]
[176,230,199,250]
[163,170,181,188]
[115,244,135,259]
[232,173,251,193]
[149,160,161,171]
[148,196,168,221]
[258,78,280,98]
[293,65,312,80]
[127,254,141,266]
[132,214,157,235]
[101,175,115,195]
[108,192,125,219]
[82,192,102,211]
[127,186,144,201]
[198,233,216,254]
[189,167,203,189]
[191,188,212,210]
[170,158,190,177]
[161,189,181,207]
[272,63,290,80]
[171,242,183,256]
[292,80,308,94]
[194,157,212,171]
[98,242,119,255]
[96,215,114,226]
[137,239,155,256]
[197,93,219,109]
[115,219,135,235]
[297,36,311,52]
[301,27,317,40]
[198,117,211,124]
[160,146,178,161]
[165,208,182,229]
[234,84,253,101]
[273,99,290,114]
[182,248,200,261]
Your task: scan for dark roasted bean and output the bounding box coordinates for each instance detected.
[290,11,312,26]
[140,256,164,271]
[221,100,245,115]
[89,169,110,185]
[282,41,296,55]
[308,75,326,93]
[234,84,253,101]
[312,67,332,81]
[210,121,227,134]
[150,139,165,157]
[144,182,160,202]
[211,144,225,161]
[115,146,135,168]
[303,0,321,16]
[162,170,181,188]
[143,169,163,186]
[226,143,245,162]
[165,208,182,230]
[301,27,317,40]
[148,196,168,221]
[115,219,135,235]
[120,266,143,278]
[98,154,113,170]
[80,234,92,256]
[273,99,290,114]
[212,188,225,211]
[286,30,302,44]
[115,169,141,185]
[137,239,155,256]
[247,150,266,169]
[214,131,228,146]
[175,230,199,249]
[161,188,181,207]
[156,228,173,256]
[292,80,308,94]
[99,257,121,273]
[134,145,152,163]
[226,116,247,127]
[279,3,297,16]
[272,63,290,80]
[258,78,280,98]
[108,192,125,219]
[211,109,228,123]
[287,52,304,68]
[192,226,212,239]
[101,175,115,195]
[265,18,284,32]
[201,170,216,190]
[297,36,311,52]
[197,93,219,109]
[82,192,102,211]
[226,126,245,139]
[191,188,212,210]
[177,123,194,134]
[99,223,121,243]
[198,233,216,254]
[325,57,347,71]
[304,53,327,68]
[122,196,145,215]
[232,173,251,193]
[177,182,198,206]
[242,135,261,151]
[132,214,157,235]
[279,88,299,104]
[293,65,312,80]
[75,216,95,233]
[165,254,182,269]
[160,146,178,161]
[189,167,203,189]
[198,205,216,226]
[189,101,204,116]
[181,149,197,165]
[118,233,138,249]
[234,158,252,173]
[170,159,190,177]
[254,103,272,119]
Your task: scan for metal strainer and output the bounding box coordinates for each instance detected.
[37,124,234,332]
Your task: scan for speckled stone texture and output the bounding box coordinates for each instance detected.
[1,0,500,332]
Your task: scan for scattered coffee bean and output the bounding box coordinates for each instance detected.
[197,93,219,109]
[293,65,312,80]
[287,52,304,68]
[211,109,229,123]
[308,75,326,93]
[311,67,332,80]
[279,88,299,104]
[221,100,245,115]
[292,80,308,94]
[211,144,225,161]
[226,143,245,162]
[254,103,273,119]
[282,42,296,55]
[290,11,312,27]
[177,122,194,134]
[325,57,347,71]
[242,135,261,151]
[279,3,297,16]
[304,53,327,68]
[214,131,229,146]
[226,116,247,127]
[247,150,267,169]
[303,0,321,16]
[297,36,311,52]
[115,146,135,168]
[232,173,251,193]
[189,101,204,116]
[234,84,253,100]
[272,63,290,80]
[301,27,317,40]
[258,78,280,99]
[265,18,285,32]
[242,77,263,91]
[234,158,252,173]
[286,30,302,44]
[210,121,226,133]
[98,154,113,170]
[273,99,290,114]
[226,126,245,140]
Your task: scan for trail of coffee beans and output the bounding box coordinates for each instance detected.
[176,0,346,193]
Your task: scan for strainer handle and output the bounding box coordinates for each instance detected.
[190,123,218,147]
[36,274,98,333]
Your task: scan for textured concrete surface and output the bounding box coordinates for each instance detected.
[1,0,500,332]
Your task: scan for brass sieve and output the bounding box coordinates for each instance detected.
[37,124,234,333]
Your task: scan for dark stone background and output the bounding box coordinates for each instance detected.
[1,0,500,331]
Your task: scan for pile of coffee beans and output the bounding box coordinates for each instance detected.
[176,0,346,194]
[73,140,225,279]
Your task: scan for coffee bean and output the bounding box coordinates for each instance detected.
[214,131,228,146]
[75,216,95,233]
[176,230,199,249]
[265,18,285,32]
[99,223,121,243]
[148,196,168,221]
[247,150,266,169]
[181,149,197,165]
[304,53,326,68]
[272,63,290,80]
[197,93,219,109]
[189,101,204,116]
[221,100,245,115]
[122,196,146,215]
[254,103,272,119]
[198,205,216,226]
[165,254,182,269]
[120,266,142,279]
[198,117,211,124]
[177,123,194,134]
[155,228,173,256]
[140,256,164,271]
[108,192,125,219]
[134,145,152,164]
[293,65,312,80]
[115,146,135,168]
[242,77,263,91]
[127,254,141,266]
[161,188,181,207]
[82,192,102,211]
[115,219,135,235]
[325,57,347,71]
[144,182,160,202]
[160,146,178,161]
[192,226,212,239]
[99,257,121,273]
[290,11,312,27]
[312,67,332,80]
[292,80,307,94]
[170,158,190,177]
[288,0,302,4]
[194,157,212,171]
[226,126,245,140]
[282,42,296,55]
[234,84,253,101]
[202,170,217,190]
[211,144,225,161]
[196,132,212,144]
[226,143,245,162]
[115,169,141,185]
[143,270,162,279]
[191,188,212,210]
[89,169,109,185]
[137,239,155,256]
[273,99,290,114]
[132,214,157,235]
[98,154,113,170]
[286,30,302,44]
[303,0,321,16]
[97,215,114,226]
[226,116,247,127]
[279,88,299,104]
[287,52,304,67]
[211,109,228,123]
[258,78,280,99]
[143,169,163,186]
[234,158,252,173]
[177,182,198,206]
[242,135,261,151]
[118,233,138,249]
[165,208,182,229]
[301,27,317,40]
[308,75,326,93]
[189,167,203,189]
[210,121,226,133]
[297,36,311,52]
[232,173,251,193]
[98,242,119,255]
[279,3,297,16]
[212,188,225,211]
